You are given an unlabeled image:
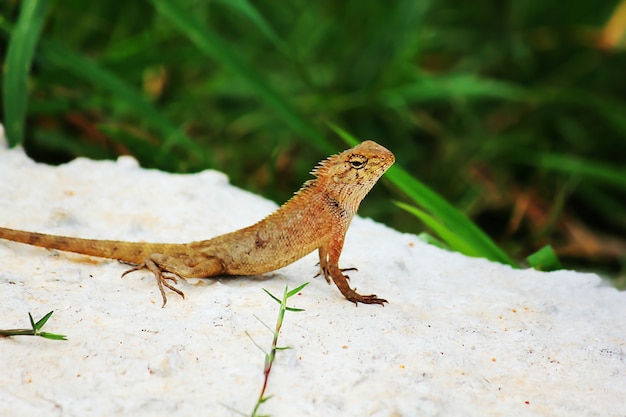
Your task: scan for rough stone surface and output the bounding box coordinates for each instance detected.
[1,132,624,416]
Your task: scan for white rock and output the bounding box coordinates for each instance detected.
[0,135,624,417]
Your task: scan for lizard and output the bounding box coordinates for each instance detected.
[0,140,395,307]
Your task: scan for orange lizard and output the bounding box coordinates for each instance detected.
[0,140,395,307]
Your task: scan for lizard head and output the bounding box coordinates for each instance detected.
[312,140,395,213]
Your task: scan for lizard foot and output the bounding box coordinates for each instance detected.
[343,290,388,306]
[322,264,387,306]
[121,261,185,308]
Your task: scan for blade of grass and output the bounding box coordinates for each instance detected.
[38,40,212,166]
[395,201,481,257]
[0,17,212,167]
[578,183,626,228]
[33,310,54,330]
[249,284,307,416]
[387,165,517,266]
[538,88,626,138]
[148,0,334,154]
[0,311,66,340]
[526,245,562,271]
[214,0,291,55]
[330,123,517,266]
[2,0,51,146]
[416,232,448,249]
[535,153,626,189]
[383,74,526,107]
[28,311,37,330]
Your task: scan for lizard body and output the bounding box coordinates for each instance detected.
[0,140,394,306]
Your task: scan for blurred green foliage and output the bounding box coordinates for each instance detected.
[1,0,625,282]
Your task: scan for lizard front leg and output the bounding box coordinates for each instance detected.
[122,253,225,307]
[317,246,356,284]
[318,236,387,306]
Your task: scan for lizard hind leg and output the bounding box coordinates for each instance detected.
[122,254,226,307]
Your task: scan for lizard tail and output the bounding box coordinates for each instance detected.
[0,227,171,264]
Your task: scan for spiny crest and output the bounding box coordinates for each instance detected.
[309,151,341,178]
[286,140,394,205]
[309,140,394,178]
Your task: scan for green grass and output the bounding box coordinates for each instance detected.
[1,0,625,281]
[2,0,50,145]
[0,311,67,340]
[236,283,307,417]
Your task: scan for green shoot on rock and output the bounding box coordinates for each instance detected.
[249,282,308,417]
[0,311,67,340]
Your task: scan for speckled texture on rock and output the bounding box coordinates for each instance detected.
[0,132,625,416]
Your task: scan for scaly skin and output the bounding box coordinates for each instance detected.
[0,140,395,307]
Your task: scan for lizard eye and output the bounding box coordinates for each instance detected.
[349,156,366,169]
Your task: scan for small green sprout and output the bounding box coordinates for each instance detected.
[249,282,308,417]
[0,311,67,340]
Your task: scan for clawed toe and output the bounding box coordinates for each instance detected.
[120,262,185,308]
[348,293,387,306]
[160,277,185,303]
[155,272,185,308]
[121,264,144,278]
